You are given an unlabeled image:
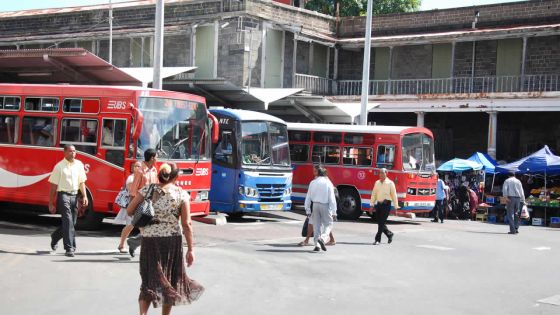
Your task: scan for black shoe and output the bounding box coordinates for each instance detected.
[388,234,393,244]
[373,241,380,245]
[313,247,320,252]
[516,229,519,234]
[441,220,444,223]
[65,250,75,257]
[50,237,58,251]
[317,239,327,251]
[127,238,139,258]
[431,219,438,223]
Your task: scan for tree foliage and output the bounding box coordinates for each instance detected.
[305,0,421,17]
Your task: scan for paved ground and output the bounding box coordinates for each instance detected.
[1,207,559,315]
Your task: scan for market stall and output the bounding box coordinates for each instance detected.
[495,145,560,226]
[437,158,484,220]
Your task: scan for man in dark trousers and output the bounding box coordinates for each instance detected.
[48,144,88,257]
[502,172,525,234]
[370,168,399,245]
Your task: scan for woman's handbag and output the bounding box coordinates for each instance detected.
[114,187,129,208]
[131,184,156,228]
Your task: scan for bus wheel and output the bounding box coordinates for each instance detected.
[337,188,362,220]
[76,200,103,230]
[227,212,244,220]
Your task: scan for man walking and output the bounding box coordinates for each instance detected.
[370,168,399,245]
[432,173,448,223]
[48,145,88,257]
[304,165,337,252]
[502,172,525,234]
[126,148,158,257]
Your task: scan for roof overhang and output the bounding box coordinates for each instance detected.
[268,95,380,123]
[0,48,142,86]
[120,67,197,87]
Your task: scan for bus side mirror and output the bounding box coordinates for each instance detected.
[209,113,219,144]
[131,104,143,141]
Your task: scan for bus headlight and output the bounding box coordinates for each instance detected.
[194,190,209,201]
[244,186,259,198]
[284,187,292,196]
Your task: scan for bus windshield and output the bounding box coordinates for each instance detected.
[402,133,435,172]
[137,97,209,160]
[241,121,290,167]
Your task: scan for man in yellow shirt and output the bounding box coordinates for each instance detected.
[370,168,399,245]
[48,144,88,257]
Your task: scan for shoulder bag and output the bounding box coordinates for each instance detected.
[114,186,130,208]
[131,184,156,227]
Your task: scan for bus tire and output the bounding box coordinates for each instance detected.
[337,188,362,220]
[76,193,103,230]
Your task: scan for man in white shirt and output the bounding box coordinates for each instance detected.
[304,165,337,252]
[502,172,525,234]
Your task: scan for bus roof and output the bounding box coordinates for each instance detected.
[0,83,205,103]
[209,108,286,125]
[287,123,433,136]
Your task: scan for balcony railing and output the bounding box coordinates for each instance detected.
[295,74,560,96]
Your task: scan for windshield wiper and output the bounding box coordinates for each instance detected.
[168,137,190,159]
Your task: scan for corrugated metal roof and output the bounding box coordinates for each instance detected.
[0,48,141,86]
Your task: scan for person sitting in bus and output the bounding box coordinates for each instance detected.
[102,120,114,146]
[37,123,54,147]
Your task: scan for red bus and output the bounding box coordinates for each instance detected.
[0,84,218,229]
[288,123,437,220]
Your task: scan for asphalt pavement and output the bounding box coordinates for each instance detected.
[1,207,559,315]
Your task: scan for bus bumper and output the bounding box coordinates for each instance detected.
[238,200,292,212]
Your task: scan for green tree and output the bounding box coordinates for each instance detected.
[305,0,421,17]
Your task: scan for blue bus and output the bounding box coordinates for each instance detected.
[208,109,292,215]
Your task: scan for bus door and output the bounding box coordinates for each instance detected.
[210,129,238,212]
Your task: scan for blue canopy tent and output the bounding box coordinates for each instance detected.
[468,152,499,174]
[495,146,560,175]
[437,158,483,172]
[495,146,560,224]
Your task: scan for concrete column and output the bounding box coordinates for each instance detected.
[487,111,498,159]
[292,37,297,88]
[387,46,393,94]
[416,111,425,127]
[332,46,338,94]
[520,37,528,91]
[450,42,456,93]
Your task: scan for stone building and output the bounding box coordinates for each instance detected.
[0,0,559,161]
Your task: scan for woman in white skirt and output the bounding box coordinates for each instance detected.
[115,161,142,253]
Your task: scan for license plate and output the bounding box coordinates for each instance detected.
[408,202,434,207]
[261,204,283,210]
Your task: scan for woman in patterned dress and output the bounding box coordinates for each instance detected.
[127,163,204,315]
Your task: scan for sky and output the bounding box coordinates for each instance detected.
[0,0,528,12]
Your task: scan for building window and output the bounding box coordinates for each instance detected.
[289,144,309,162]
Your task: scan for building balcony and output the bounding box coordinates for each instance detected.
[294,73,560,96]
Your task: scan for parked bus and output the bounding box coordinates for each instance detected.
[288,123,436,220]
[0,83,218,229]
[209,109,292,216]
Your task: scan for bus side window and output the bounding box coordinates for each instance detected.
[21,116,57,147]
[313,145,340,165]
[0,115,18,144]
[289,144,309,163]
[377,145,395,169]
[60,118,98,155]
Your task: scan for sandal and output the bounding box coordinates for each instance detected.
[298,241,309,246]
[326,240,336,246]
[117,246,127,254]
